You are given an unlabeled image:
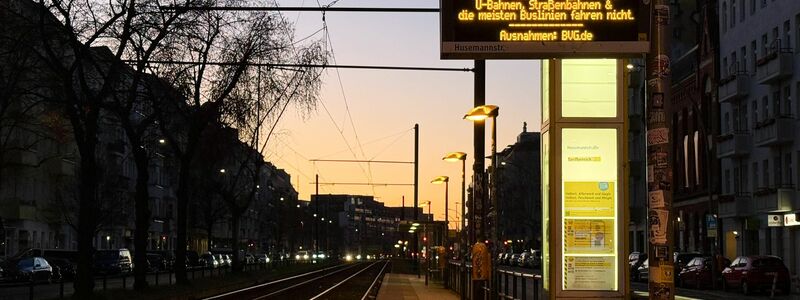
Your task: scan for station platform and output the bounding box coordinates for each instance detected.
[377,273,460,300]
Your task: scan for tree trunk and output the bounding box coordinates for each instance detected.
[230,209,242,273]
[174,157,191,284]
[132,146,150,290]
[73,127,98,299]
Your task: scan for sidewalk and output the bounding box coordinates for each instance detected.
[377,273,459,300]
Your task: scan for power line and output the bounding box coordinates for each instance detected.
[308,159,413,164]
[122,60,473,72]
[310,182,414,186]
[159,6,440,13]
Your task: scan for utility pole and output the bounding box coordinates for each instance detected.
[472,59,486,300]
[315,174,319,253]
[647,2,675,299]
[414,123,420,278]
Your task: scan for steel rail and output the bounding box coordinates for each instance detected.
[309,260,383,300]
[360,261,390,300]
[202,263,349,300]
[252,262,367,300]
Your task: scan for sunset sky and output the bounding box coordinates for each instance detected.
[267,0,541,228]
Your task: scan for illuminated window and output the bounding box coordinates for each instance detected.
[561,59,617,118]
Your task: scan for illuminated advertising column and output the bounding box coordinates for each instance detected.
[541,59,628,299]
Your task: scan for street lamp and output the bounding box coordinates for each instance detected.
[464,104,499,296]
[443,151,467,262]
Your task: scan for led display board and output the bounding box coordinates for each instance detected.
[440,0,651,59]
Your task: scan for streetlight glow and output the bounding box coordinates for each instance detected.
[442,152,467,162]
[431,176,449,184]
[219,169,226,173]
[463,105,499,121]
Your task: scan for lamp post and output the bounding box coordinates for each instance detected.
[432,176,450,287]
[444,152,467,299]
[464,104,499,297]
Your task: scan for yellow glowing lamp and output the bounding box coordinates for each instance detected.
[442,152,467,162]
[464,105,499,121]
[431,176,449,184]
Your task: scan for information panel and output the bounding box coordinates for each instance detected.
[440,0,650,59]
[561,128,618,291]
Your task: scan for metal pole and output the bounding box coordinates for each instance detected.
[490,116,498,298]
[461,158,467,300]
[472,59,486,300]
[646,1,674,299]
[415,123,420,278]
[445,180,450,287]
[315,174,319,253]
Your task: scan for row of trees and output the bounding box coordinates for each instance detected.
[0,0,326,298]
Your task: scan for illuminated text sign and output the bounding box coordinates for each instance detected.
[440,0,650,59]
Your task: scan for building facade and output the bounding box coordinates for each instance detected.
[717,0,800,273]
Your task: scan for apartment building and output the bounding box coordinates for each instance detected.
[717,0,800,273]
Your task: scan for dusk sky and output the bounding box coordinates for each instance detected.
[267,0,541,228]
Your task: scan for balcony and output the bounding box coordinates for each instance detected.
[716,132,752,158]
[753,187,794,213]
[717,193,753,218]
[756,42,793,84]
[754,117,794,147]
[718,74,750,103]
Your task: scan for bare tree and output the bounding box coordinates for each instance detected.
[153,1,326,280]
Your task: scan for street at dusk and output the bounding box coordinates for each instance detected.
[2,0,800,299]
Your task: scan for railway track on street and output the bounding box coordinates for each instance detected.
[204,260,389,300]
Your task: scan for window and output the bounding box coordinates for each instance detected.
[741,46,747,72]
[742,103,749,130]
[684,135,690,188]
[752,100,758,127]
[724,112,730,133]
[761,0,766,9]
[784,20,791,50]
[775,156,782,187]
[762,34,769,56]
[734,167,741,193]
[731,0,737,28]
[796,14,800,51]
[763,159,770,188]
[763,96,770,120]
[743,163,749,191]
[785,85,792,116]
[773,27,780,48]
[773,90,781,116]
[731,52,738,72]
[754,162,759,190]
[787,153,793,187]
[725,169,732,194]
[722,2,728,34]
[740,0,745,21]
[723,57,729,77]
[751,40,757,71]
[751,0,756,15]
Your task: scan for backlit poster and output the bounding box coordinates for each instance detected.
[561,128,618,291]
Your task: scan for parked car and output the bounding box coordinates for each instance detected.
[509,253,521,267]
[628,252,647,281]
[255,253,270,264]
[518,251,532,267]
[199,253,219,268]
[636,259,649,282]
[45,257,75,280]
[496,253,506,265]
[186,251,201,268]
[674,252,703,271]
[93,249,133,274]
[146,253,167,271]
[678,256,730,289]
[501,253,512,265]
[722,255,791,295]
[527,250,542,268]
[5,257,56,283]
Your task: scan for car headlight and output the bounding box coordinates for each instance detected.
[303,254,309,260]
[319,254,325,259]
[312,254,318,259]
[345,255,353,261]
[295,255,300,260]
[356,255,362,260]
